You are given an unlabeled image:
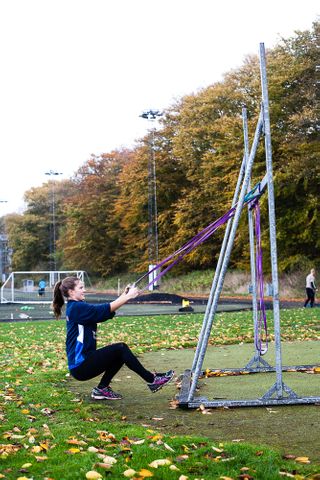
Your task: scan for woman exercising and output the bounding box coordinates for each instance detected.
[52,276,174,400]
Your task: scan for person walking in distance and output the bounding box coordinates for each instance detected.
[304,268,317,308]
[38,279,46,296]
[52,276,174,400]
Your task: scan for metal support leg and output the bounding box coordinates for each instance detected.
[259,43,297,398]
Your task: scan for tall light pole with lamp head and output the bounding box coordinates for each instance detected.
[139,110,163,290]
[45,170,63,272]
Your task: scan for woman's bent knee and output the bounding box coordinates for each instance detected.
[116,342,129,350]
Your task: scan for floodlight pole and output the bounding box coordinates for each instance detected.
[0,201,8,282]
[45,170,63,272]
[140,109,163,290]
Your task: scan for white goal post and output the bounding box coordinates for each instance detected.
[0,271,86,304]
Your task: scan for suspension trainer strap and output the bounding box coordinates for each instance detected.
[134,205,237,290]
[253,201,268,354]
[134,181,265,291]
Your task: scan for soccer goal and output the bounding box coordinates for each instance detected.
[0,271,86,304]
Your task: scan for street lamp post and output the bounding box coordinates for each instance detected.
[45,170,62,272]
[140,110,163,290]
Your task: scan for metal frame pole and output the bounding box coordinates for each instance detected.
[191,133,247,372]
[259,43,292,398]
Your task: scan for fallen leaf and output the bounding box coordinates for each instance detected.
[95,463,113,469]
[149,458,171,468]
[169,465,180,471]
[198,404,212,415]
[85,471,103,480]
[88,446,99,453]
[65,447,81,454]
[148,434,162,442]
[30,446,42,453]
[102,455,117,465]
[39,442,49,451]
[169,399,179,409]
[34,455,48,462]
[131,439,145,445]
[164,442,175,452]
[123,468,136,477]
[175,454,189,462]
[282,454,296,460]
[67,438,87,446]
[295,456,310,464]
[138,468,153,477]
[40,408,55,416]
[212,446,223,453]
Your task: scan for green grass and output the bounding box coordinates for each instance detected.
[1,308,320,479]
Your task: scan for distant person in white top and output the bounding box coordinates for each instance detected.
[304,268,317,307]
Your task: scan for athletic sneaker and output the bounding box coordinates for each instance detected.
[148,370,175,393]
[91,386,123,400]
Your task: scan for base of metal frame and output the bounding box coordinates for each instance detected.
[178,368,320,409]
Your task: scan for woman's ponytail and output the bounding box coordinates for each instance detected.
[52,281,64,319]
[52,276,79,319]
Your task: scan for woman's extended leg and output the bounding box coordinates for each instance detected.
[71,342,154,386]
[70,342,174,400]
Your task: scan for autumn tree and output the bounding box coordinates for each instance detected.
[5,22,319,276]
[5,180,72,270]
[58,151,130,276]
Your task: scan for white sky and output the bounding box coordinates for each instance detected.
[0,0,318,215]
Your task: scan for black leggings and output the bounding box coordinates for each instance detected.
[70,342,154,389]
[304,288,315,307]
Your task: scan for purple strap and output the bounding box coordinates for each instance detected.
[253,202,268,354]
[135,181,265,290]
[134,205,237,290]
